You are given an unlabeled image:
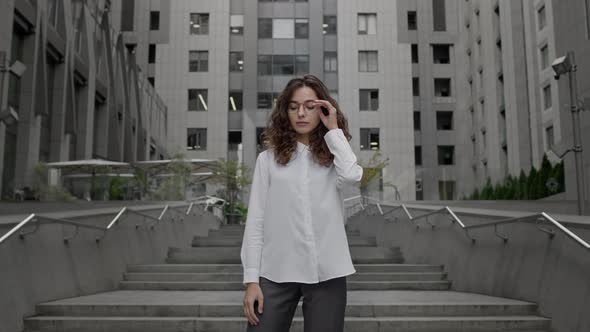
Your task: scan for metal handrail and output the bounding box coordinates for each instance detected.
[351,196,590,251]
[0,203,192,246]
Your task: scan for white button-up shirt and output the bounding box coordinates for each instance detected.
[241,128,363,285]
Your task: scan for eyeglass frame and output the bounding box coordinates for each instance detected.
[286,100,319,113]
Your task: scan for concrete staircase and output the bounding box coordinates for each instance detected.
[24,224,551,332]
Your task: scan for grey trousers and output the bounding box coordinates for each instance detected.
[246,275,347,332]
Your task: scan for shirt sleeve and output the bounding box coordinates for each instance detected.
[240,151,270,286]
[324,128,364,190]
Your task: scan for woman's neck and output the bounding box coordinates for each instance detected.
[296,134,309,146]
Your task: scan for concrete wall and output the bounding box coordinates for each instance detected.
[0,203,221,332]
[348,203,590,332]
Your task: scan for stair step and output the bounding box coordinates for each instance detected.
[126,264,444,273]
[123,272,448,282]
[166,246,402,264]
[36,302,538,318]
[118,281,451,291]
[205,229,362,238]
[192,236,377,247]
[24,315,550,332]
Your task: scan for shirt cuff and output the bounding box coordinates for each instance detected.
[243,268,260,285]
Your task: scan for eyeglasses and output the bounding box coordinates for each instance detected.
[286,101,318,113]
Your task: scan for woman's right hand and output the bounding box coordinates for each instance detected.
[243,283,264,326]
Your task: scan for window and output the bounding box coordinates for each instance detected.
[295,55,309,74]
[324,52,338,72]
[432,0,447,31]
[229,52,244,72]
[295,18,309,38]
[411,44,418,63]
[434,78,451,97]
[415,146,422,166]
[147,77,155,86]
[538,5,546,30]
[148,44,156,63]
[259,18,307,39]
[546,125,554,149]
[228,127,242,150]
[432,44,450,64]
[407,11,417,30]
[413,111,421,130]
[259,55,308,75]
[358,51,378,72]
[231,15,244,35]
[360,128,380,150]
[438,181,455,200]
[120,0,134,31]
[150,11,160,30]
[189,13,209,35]
[540,44,549,69]
[358,13,377,35]
[323,16,337,34]
[359,89,379,111]
[543,84,552,109]
[412,77,420,96]
[189,51,208,72]
[273,19,294,38]
[187,128,207,150]
[188,89,208,111]
[256,127,266,153]
[258,92,280,109]
[438,146,455,165]
[416,180,424,200]
[229,91,243,111]
[258,55,272,75]
[272,55,294,75]
[258,18,272,38]
[436,111,453,130]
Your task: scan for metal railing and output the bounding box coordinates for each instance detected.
[346,196,590,252]
[0,202,202,246]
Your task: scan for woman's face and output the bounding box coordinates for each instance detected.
[287,86,322,137]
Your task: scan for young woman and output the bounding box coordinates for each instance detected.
[240,74,363,332]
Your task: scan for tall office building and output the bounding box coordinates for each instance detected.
[397,0,461,200]
[0,0,170,199]
[124,0,416,201]
[4,0,587,203]
[453,0,589,201]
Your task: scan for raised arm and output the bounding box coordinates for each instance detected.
[324,128,364,190]
[240,151,270,286]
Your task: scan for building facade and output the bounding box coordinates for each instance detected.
[0,0,170,199]
[125,0,416,201]
[4,0,587,203]
[453,0,589,201]
[397,0,461,200]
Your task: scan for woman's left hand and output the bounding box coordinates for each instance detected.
[314,100,338,131]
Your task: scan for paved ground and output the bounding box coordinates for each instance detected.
[410,199,590,216]
[0,200,155,216]
[0,201,192,226]
[36,290,535,306]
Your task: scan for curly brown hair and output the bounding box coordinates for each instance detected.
[260,74,353,167]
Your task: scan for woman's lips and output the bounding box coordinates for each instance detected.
[296,122,309,126]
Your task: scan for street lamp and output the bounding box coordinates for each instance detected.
[552,51,588,215]
[0,51,27,125]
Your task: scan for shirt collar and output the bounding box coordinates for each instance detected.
[297,141,310,153]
